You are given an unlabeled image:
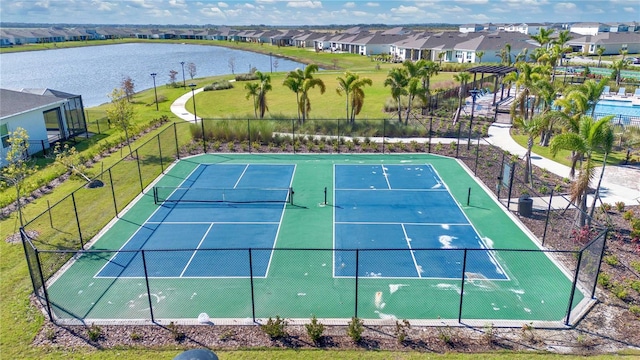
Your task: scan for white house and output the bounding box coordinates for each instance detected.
[570,22,609,36]
[0,89,87,167]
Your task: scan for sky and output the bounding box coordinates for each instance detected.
[1,0,639,26]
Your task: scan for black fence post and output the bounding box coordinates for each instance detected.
[428,117,432,154]
[173,123,180,159]
[247,119,251,152]
[292,118,296,154]
[382,120,386,154]
[71,193,84,249]
[542,189,554,246]
[141,250,155,323]
[458,249,468,323]
[34,248,54,321]
[565,250,583,326]
[456,120,462,158]
[201,119,206,153]
[47,200,53,228]
[136,149,143,192]
[108,168,118,217]
[591,230,608,298]
[96,120,101,134]
[354,249,359,318]
[157,135,164,173]
[249,248,256,322]
[507,161,516,210]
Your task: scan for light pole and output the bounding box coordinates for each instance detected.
[189,83,198,123]
[269,52,273,73]
[180,61,186,88]
[467,88,482,150]
[150,73,158,111]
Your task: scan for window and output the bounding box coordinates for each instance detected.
[43,108,62,131]
[455,51,463,59]
[1,123,9,148]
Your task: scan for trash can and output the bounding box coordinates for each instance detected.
[518,196,533,217]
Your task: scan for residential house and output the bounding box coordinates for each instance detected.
[0,89,88,166]
[459,24,484,33]
[570,22,609,36]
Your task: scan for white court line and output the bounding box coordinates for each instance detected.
[335,188,447,192]
[381,165,392,189]
[402,224,422,278]
[233,164,250,189]
[180,223,214,277]
[335,221,470,226]
[146,221,280,225]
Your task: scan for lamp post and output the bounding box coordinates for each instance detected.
[150,73,158,111]
[467,88,481,150]
[189,83,198,123]
[180,61,186,88]
[269,52,273,73]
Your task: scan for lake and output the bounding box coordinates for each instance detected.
[0,43,305,107]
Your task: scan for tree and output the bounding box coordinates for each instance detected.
[514,115,544,184]
[187,62,197,79]
[530,28,555,49]
[384,67,408,123]
[168,70,178,87]
[402,60,426,121]
[298,64,325,123]
[120,76,135,102]
[596,47,606,67]
[0,127,36,226]
[554,30,573,65]
[106,87,135,157]
[254,71,272,119]
[452,71,471,124]
[498,43,513,66]
[437,51,445,66]
[283,69,303,121]
[503,63,544,121]
[550,115,614,227]
[336,71,372,123]
[228,57,236,74]
[475,51,484,64]
[244,82,259,119]
[610,58,629,86]
[53,143,92,182]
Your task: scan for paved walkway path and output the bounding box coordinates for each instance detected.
[170,87,640,206]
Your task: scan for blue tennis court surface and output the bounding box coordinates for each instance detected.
[334,164,507,280]
[96,163,295,278]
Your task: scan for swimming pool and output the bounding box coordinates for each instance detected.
[594,99,640,126]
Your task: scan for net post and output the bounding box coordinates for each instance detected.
[289,187,294,205]
[153,187,158,205]
[467,187,471,206]
[141,250,155,323]
[324,187,327,205]
[458,249,468,323]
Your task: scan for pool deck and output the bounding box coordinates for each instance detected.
[601,93,640,105]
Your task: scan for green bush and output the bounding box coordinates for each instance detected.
[347,317,364,343]
[305,315,325,344]
[87,323,101,342]
[235,73,258,81]
[261,316,288,340]
[203,80,233,91]
[394,319,410,344]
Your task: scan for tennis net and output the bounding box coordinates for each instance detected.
[153,186,294,205]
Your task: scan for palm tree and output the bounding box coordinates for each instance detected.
[514,115,544,184]
[530,28,555,49]
[437,51,445,66]
[452,71,471,124]
[244,82,259,119]
[596,46,606,67]
[402,60,426,121]
[498,43,513,66]
[283,68,304,121]
[550,115,614,227]
[336,71,372,123]
[554,30,573,65]
[297,64,325,123]
[503,63,544,121]
[610,58,629,86]
[420,60,440,102]
[254,71,272,119]
[475,51,484,64]
[384,67,409,123]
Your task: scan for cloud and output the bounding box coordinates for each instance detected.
[390,5,422,15]
[200,6,226,19]
[366,2,379,6]
[217,2,228,8]
[344,2,355,8]
[286,1,322,9]
[623,6,636,12]
[456,0,489,4]
[554,2,577,12]
[168,0,187,8]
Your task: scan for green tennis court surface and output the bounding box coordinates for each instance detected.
[45,154,584,325]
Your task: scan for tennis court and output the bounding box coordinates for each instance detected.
[43,154,584,325]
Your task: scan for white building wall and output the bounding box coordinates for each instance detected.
[0,110,50,167]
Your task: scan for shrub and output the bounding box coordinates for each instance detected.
[630,305,640,317]
[261,316,288,340]
[305,315,325,344]
[235,73,258,81]
[623,210,635,221]
[482,323,495,345]
[167,321,185,342]
[87,323,101,342]
[394,319,410,344]
[603,255,619,266]
[600,203,612,213]
[598,272,611,288]
[615,201,626,212]
[437,324,455,346]
[521,322,538,344]
[129,332,142,341]
[45,328,56,341]
[203,80,233,91]
[631,261,640,273]
[347,317,364,343]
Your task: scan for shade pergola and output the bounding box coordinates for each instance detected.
[466,65,517,106]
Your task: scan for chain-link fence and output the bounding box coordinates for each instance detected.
[19,114,606,327]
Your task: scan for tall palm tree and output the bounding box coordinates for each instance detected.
[437,51,445,66]
[596,46,606,67]
[554,30,573,66]
[254,71,272,119]
[530,28,555,49]
[475,51,484,64]
[610,58,629,86]
[244,82,259,119]
[421,60,440,102]
[283,69,304,121]
[498,43,513,66]
[503,63,544,121]
[402,60,426,121]
[514,115,544,184]
[336,71,372,123]
[452,71,471,124]
[297,64,325,123]
[384,67,409,123]
[550,115,614,227]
